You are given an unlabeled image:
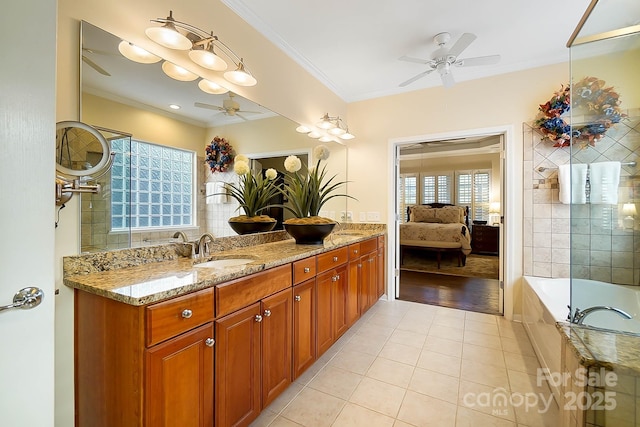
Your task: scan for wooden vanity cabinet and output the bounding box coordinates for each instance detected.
[214,265,292,427]
[346,243,361,327]
[359,238,379,314]
[292,257,317,380]
[377,235,386,299]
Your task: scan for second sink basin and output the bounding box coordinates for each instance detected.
[194,258,255,269]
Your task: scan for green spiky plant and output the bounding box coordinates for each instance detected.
[224,155,280,221]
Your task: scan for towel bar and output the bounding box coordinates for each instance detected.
[537,161,636,172]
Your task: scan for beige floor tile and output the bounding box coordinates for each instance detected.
[392,421,415,427]
[513,398,559,427]
[507,369,552,397]
[504,352,541,375]
[428,324,464,342]
[332,402,395,427]
[454,406,515,427]
[395,317,431,335]
[366,357,415,388]
[408,367,459,404]
[465,311,498,324]
[423,335,463,358]
[462,343,506,369]
[435,306,466,319]
[341,333,386,356]
[265,382,304,413]
[307,366,362,400]
[416,349,461,377]
[356,323,395,340]
[280,388,345,427]
[496,318,528,339]
[267,416,304,426]
[328,349,376,375]
[349,377,406,418]
[368,312,404,329]
[500,335,536,356]
[460,359,510,389]
[294,359,327,386]
[464,319,500,336]
[249,409,279,427]
[397,390,457,427]
[379,341,422,366]
[463,330,503,350]
[458,380,516,422]
[433,315,466,329]
[388,329,427,349]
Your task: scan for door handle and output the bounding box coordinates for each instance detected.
[0,287,44,313]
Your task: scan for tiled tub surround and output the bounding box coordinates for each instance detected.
[64,224,386,305]
[523,112,640,284]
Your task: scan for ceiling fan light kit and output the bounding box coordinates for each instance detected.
[399,31,500,88]
[130,10,257,88]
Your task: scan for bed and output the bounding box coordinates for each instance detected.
[399,203,471,268]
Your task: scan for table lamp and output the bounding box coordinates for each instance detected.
[489,202,501,226]
[622,203,636,229]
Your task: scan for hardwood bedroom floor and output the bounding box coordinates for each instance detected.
[398,270,500,315]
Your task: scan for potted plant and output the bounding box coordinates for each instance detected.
[225,155,280,234]
[279,145,354,244]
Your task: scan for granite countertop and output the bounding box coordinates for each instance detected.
[64,230,384,306]
[557,322,640,376]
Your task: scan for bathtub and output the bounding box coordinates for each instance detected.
[522,276,640,402]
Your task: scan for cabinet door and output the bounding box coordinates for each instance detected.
[293,278,316,379]
[346,259,360,327]
[367,253,378,308]
[359,255,372,313]
[376,246,385,299]
[333,264,348,339]
[146,323,214,427]
[316,269,334,357]
[261,288,293,408]
[216,303,261,427]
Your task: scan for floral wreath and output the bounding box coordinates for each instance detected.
[535,76,625,147]
[205,136,234,173]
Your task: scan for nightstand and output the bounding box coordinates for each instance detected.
[472,225,499,255]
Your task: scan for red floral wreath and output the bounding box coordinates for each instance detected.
[205,136,234,173]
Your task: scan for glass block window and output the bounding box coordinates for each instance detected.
[111,138,195,230]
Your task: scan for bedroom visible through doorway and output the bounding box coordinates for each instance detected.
[395,133,504,315]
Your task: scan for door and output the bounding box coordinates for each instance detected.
[146,323,214,427]
[1,1,56,426]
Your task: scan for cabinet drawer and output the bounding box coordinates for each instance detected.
[216,264,292,317]
[293,257,316,285]
[317,247,348,273]
[146,288,214,347]
[348,243,361,260]
[360,238,378,254]
[377,235,385,248]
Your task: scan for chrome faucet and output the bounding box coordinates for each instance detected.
[570,306,632,325]
[172,231,189,242]
[197,233,215,258]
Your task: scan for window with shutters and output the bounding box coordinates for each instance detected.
[399,174,417,223]
[421,173,452,204]
[456,170,491,221]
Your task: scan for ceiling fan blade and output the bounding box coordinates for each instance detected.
[399,69,434,87]
[441,72,456,88]
[194,102,224,111]
[239,110,263,114]
[455,55,501,67]
[235,113,249,121]
[82,56,110,76]
[398,55,431,65]
[447,33,476,58]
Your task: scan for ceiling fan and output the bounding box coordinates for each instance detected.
[82,47,111,76]
[194,92,262,121]
[399,32,500,88]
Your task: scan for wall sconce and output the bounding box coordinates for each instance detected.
[314,114,355,140]
[489,201,501,226]
[133,10,256,87]
[622,203,636,229]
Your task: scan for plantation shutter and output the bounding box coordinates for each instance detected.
[399,174,417,223]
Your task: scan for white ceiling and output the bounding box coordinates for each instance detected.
[222,0,598,102]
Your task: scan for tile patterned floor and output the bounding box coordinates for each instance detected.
[250,299,559,427]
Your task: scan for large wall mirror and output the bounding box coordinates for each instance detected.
[80,21,348,252]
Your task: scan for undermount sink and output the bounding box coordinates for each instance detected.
[193,258,255,269]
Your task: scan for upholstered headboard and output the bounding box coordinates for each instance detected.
[406,203,470,228]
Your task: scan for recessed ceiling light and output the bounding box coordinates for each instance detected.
[169,104,181,110]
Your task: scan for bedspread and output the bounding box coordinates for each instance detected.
[399,222,472,255]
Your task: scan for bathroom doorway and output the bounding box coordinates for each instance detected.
[392,130,505,315]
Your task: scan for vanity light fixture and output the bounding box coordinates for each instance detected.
[161,61,198,81]
[307,131,322,139]
[319,135,333,143]
[198,79,229,95]
[146,10,257,86]
[316,113,355,140]
[295,125,311,134]
[118,41,161,64]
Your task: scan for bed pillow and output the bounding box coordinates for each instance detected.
[411,206,436,222]
[418,218,443,223]
[435,207,465,224]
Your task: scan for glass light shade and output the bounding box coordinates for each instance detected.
[319,135,333,142]
[328,126,346,136]
[189,47,227,71]
[489,202,501,213]
[223,61,257,86]
[145,25,192,50]
[339,132,355,140]
[161,61,198,81]
[198,79,228,95]
[295,125,311,133]
[316,114,335,129]
[622,203,637,216]
[118,41,161,64]
[307,131,321,139]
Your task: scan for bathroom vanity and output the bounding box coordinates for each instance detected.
[65,230,385,427]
